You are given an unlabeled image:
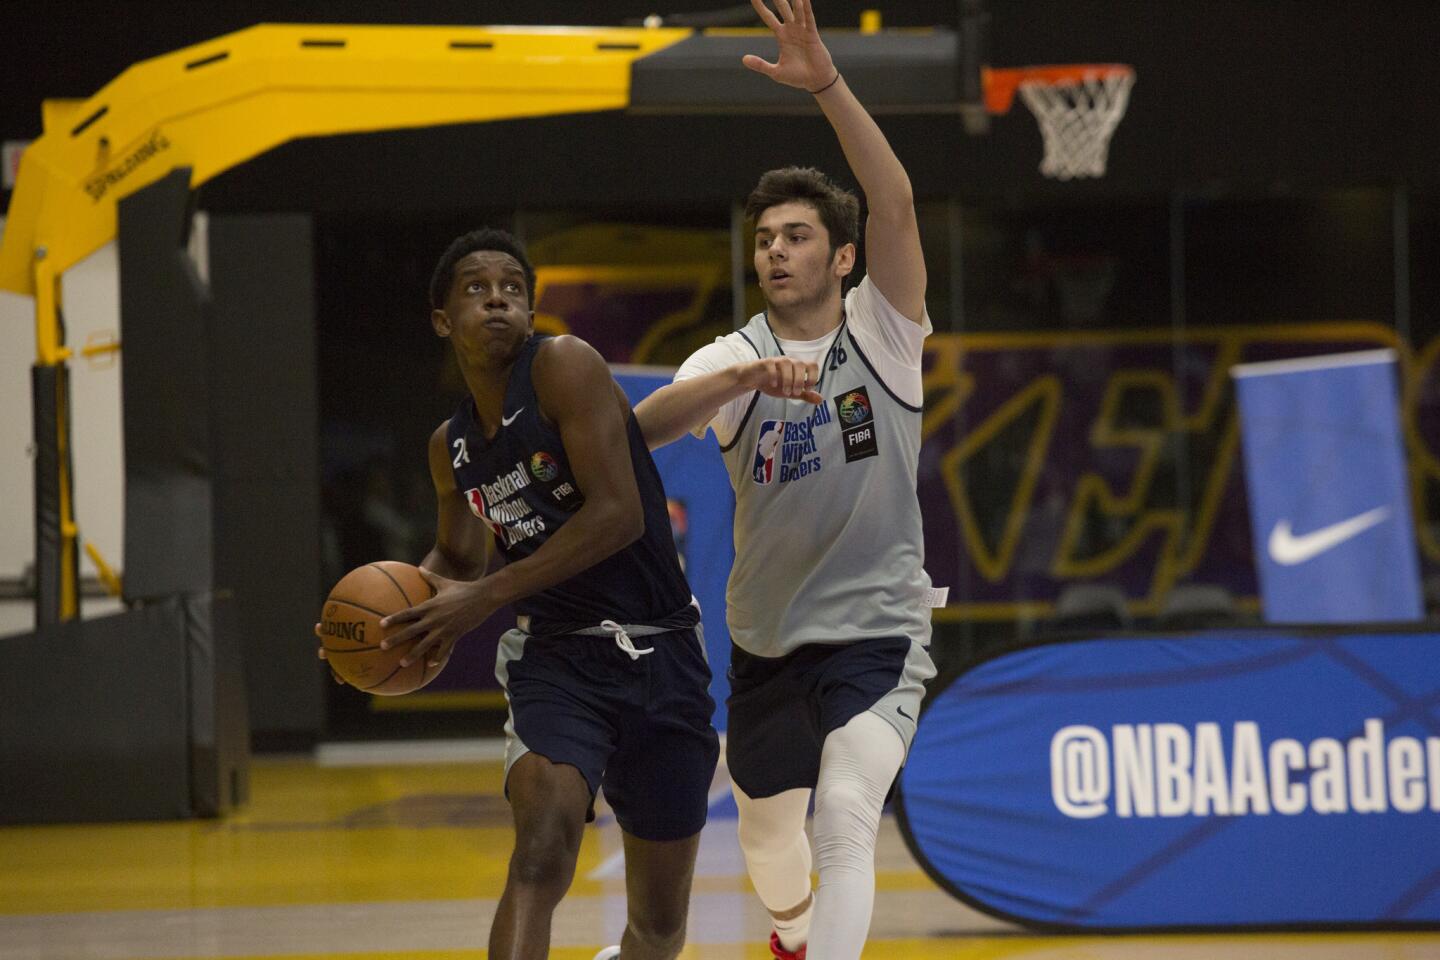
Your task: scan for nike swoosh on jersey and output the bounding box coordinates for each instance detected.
[1267,506,1391,566]
[501,408,524,427]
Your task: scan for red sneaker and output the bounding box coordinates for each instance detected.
[769,931,807,960]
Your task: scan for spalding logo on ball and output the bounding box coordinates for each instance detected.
[319,561,441,696]
[322,618,366,642]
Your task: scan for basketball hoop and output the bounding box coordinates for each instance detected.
[984,64,1135,181]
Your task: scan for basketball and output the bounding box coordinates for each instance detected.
[319,561,441,696]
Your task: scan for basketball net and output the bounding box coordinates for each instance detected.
[986,66,1136,181]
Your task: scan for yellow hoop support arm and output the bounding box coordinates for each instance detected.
[57,367,78,618]
[83,542,123,598]
[0,23,693,299]
[32,255,67,366]
[3,23,689,622]
[32,251,81,618]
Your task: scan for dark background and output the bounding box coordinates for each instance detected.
[5,1,1437,200]
[8,1,1440,745]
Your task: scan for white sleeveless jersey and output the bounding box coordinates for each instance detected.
[685,279,934,657]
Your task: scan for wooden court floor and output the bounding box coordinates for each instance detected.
[2,744,1437,960]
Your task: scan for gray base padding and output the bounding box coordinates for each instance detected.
[0,594,249,824]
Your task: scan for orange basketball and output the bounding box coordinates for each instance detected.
[320,561,441,696]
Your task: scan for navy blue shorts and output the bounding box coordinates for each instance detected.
[497,625,720,842]
[726,636,934,799]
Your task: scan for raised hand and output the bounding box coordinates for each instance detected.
[744,0,838,93]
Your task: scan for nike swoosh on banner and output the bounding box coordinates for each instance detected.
[1267,506,1391,566]
[501,408,524,427]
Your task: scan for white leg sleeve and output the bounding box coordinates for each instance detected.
[806,710,906,960]
[732,783,814,920]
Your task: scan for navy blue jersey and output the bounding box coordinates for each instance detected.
[447,336,692,634]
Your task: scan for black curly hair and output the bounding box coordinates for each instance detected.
[429,228,536,310]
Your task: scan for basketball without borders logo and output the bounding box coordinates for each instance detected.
[752,420,787,485]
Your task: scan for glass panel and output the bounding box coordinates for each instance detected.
[1182,189,1394,326]
[310,187,1424,719]
[960,203,1171,332]
[520,207,734,365]
[929,202,1172,654]
[1408,194,1440,613]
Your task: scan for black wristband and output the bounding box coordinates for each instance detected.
[808,72,841,95]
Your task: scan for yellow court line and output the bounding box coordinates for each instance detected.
[369,690,508,711]
[139,932,1440,960]
[138,953,626,960]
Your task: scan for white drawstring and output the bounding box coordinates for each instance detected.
[601,619,655,661]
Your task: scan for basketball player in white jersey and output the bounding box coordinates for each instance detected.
[635,2,939,958]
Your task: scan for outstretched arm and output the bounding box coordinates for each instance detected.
[635,355,822,450]
[745,0,926,322]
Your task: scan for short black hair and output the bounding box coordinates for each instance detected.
[745,166,860,254]
[429,228,536,310]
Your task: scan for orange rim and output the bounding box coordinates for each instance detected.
[983,64,1135,115]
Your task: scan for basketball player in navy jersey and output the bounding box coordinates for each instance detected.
[339,229,814,960]
[635,3,940,958]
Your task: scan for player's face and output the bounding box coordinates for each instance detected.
[754,202,846,311]
[433,251,534,364]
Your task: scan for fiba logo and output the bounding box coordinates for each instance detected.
[325,603,337,619]
[530,452,559,482]
[838,391,871,425]
[836,386,879,463]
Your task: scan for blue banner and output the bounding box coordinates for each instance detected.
[1233,350,1422,623]
[615,369,736,728]
[897,631,1440,929]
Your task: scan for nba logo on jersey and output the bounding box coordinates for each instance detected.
[752,419,788,485]
[464,487,506,540]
